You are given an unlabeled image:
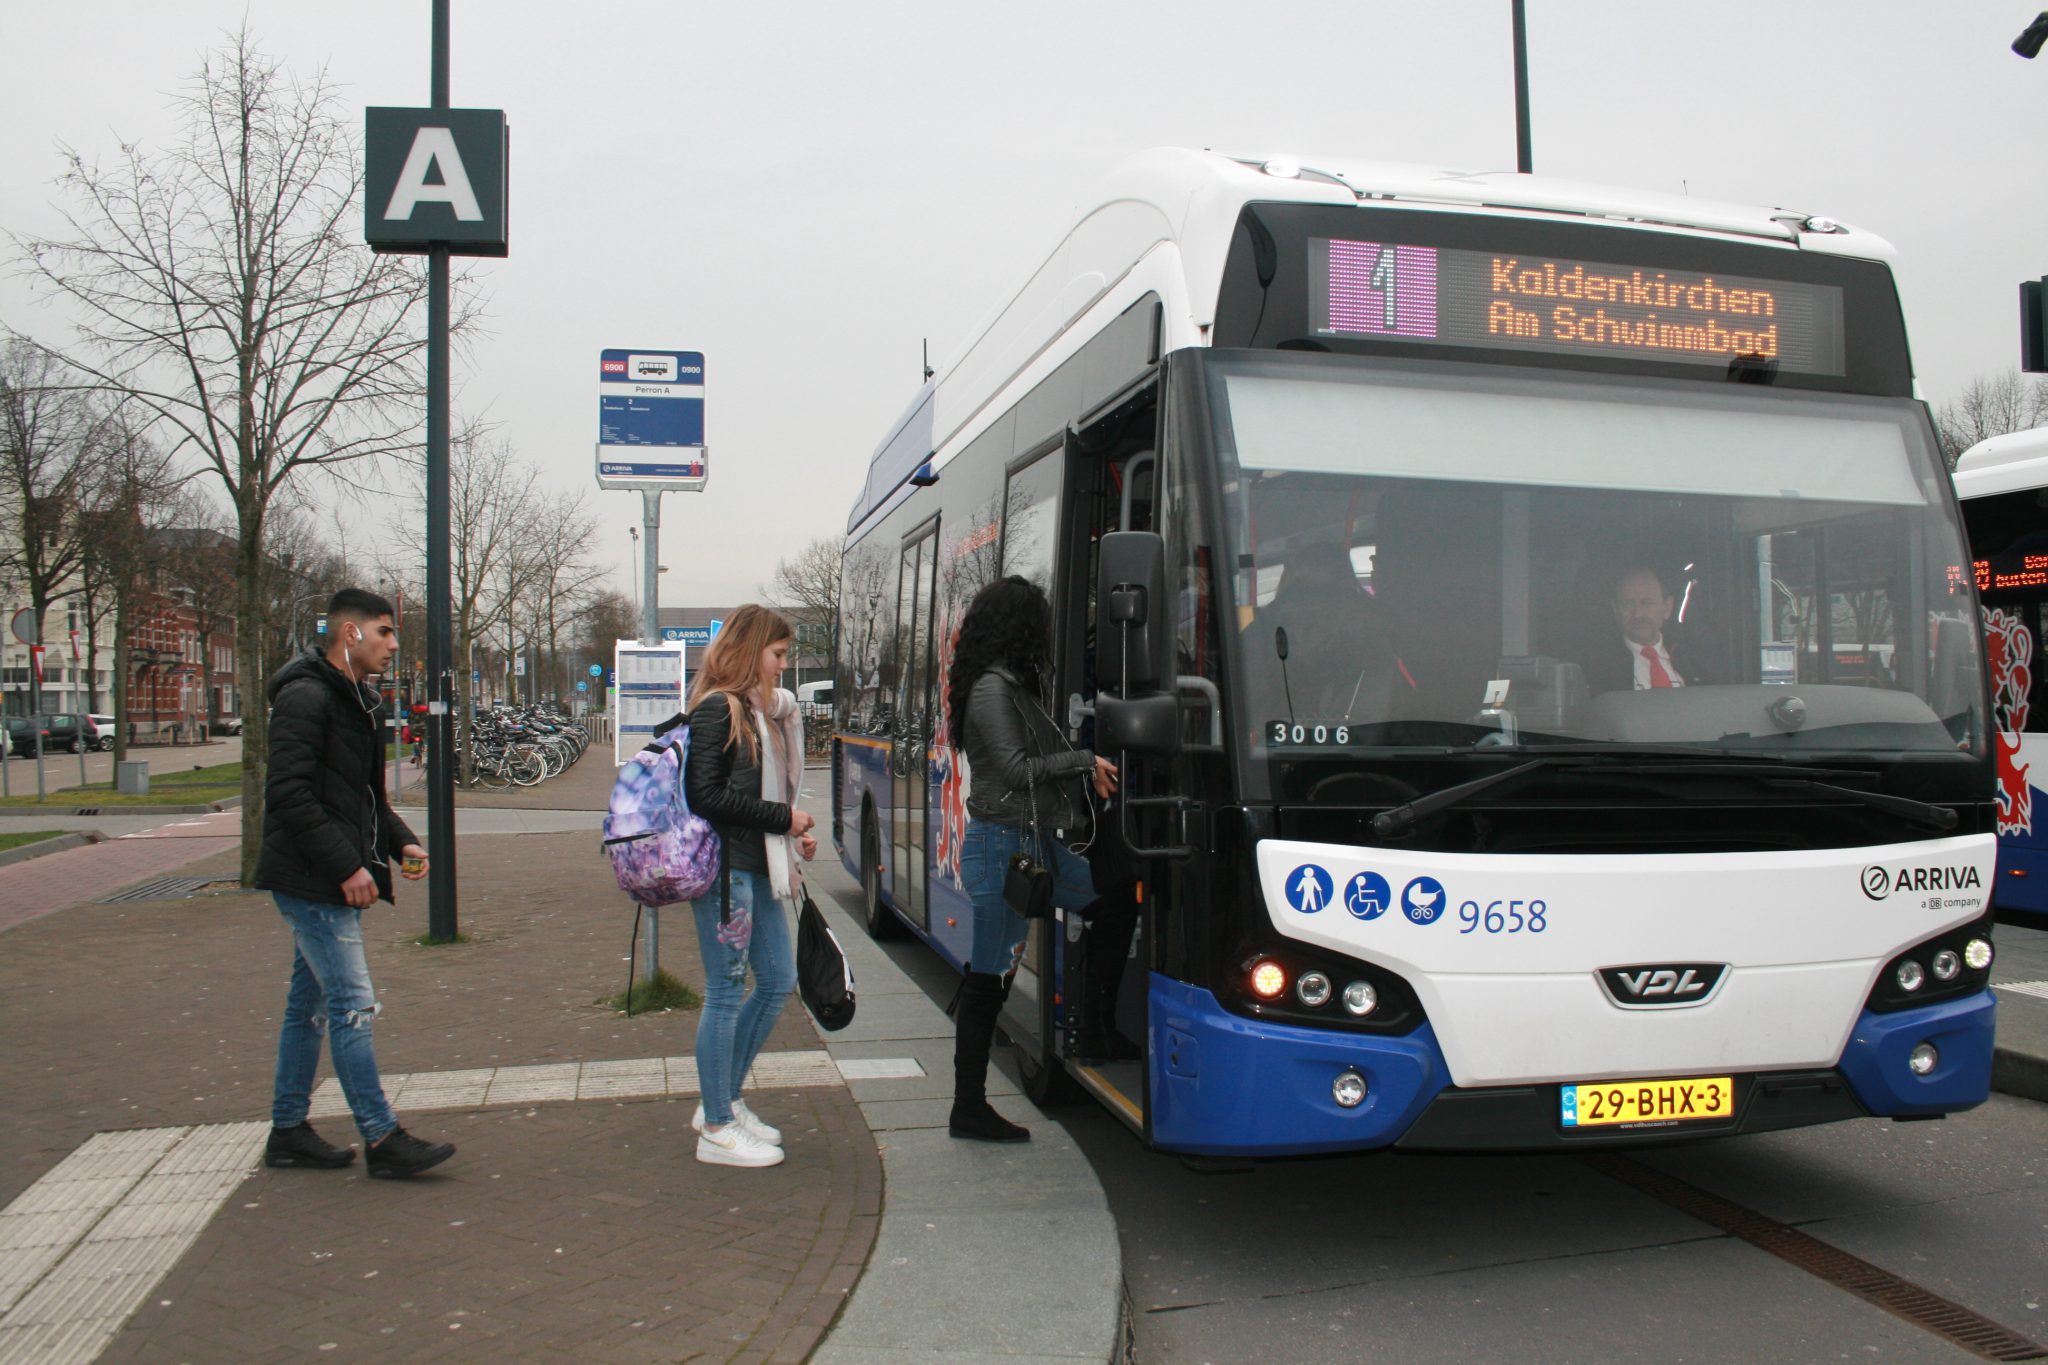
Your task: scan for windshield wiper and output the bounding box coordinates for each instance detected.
[1368,755,1958,838]
[1756,778,1958,831]
[1371,758,1558,838]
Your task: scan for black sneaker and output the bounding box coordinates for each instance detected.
[365,1127,455,1179]
[265,1121,356,1169]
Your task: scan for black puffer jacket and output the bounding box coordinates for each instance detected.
[254,650,417,905]
[961,665,1095,832]
[683,692,791,876]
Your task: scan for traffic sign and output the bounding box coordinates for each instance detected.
[576,680,588,693]
[364,107,509,257]
[588,663,603,677]
[595,349,706,492]
[8,608,36,645]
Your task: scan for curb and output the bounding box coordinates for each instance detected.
[0,831,103,868]
[1992,1045,2048,1104]
[0,796,240,817]
[806,873,1124,1365]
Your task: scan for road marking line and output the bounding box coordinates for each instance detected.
[1994,979,2048,1001]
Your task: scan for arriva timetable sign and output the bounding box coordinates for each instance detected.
[595,349,707,491]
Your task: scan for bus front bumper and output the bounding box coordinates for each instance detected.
[1146,977,1994,1156]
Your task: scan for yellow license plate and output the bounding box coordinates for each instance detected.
[1560,1076,1734,1129]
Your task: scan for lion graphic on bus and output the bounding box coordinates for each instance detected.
[1984,605,2034,837]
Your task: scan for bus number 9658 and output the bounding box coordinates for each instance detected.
[1459,899,1549,934]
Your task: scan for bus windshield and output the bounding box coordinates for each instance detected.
[1204,352,1984,798]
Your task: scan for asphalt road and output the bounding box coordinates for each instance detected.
[1065,1088,2046,1364]
[840,827,2048,1365]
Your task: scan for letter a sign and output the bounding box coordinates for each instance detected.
[364,107,508,256]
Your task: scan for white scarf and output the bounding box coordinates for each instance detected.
[755,687,805,900]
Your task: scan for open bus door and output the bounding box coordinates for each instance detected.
[1003,387,1167,1139]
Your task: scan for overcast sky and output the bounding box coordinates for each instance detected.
[4,2,2045,610]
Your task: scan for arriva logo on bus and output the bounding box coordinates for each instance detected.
[1860,864,1984,901]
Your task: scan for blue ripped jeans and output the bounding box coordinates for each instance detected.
[691,868,796,1127]
[271,894,398,1144]
[959,819,1098,975]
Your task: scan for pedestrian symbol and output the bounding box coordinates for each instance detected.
[1284,864,1334,915]
[1345,870,1392,921]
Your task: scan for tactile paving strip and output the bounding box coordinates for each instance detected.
[308,1049,895,1117]
[0,1122,264,1364]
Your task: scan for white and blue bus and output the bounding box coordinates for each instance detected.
[833,148,1999,1155]
[1955,428,2048,927]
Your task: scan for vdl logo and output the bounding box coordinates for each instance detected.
[1860,863,1982,901]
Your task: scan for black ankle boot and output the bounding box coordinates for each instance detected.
[950,972,1030,1143]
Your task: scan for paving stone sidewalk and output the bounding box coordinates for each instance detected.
[0,823,882,1362]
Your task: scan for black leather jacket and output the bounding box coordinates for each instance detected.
[961,666,1095,832]
[683,692,791,875]
[254,650,417,905]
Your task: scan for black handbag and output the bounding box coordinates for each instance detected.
[1004,848,1054,919]
[796,891,857,1031]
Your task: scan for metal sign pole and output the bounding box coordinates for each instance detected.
[640,489,662,646]
[642,486,663,983]
[423,0,459,941]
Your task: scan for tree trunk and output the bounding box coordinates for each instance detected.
[111,585,129,764]
[236,497,268,885]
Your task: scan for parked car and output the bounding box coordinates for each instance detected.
[215,715,244,737]
[88,713,117,752]
[4,715,48,757]
[42,713,106,754]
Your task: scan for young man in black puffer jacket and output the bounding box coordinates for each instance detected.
[255,588,454,1180]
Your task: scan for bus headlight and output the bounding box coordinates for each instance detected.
[1964,938,1993,971]
[1250,960,1288,1000]
[1908,1042,1939,1076]
[1296,972,1332,1008]
[1341,981,1379,1017]
[1332,1070,1367,1107]
[1895,960,1925,993]
[1930,949,1961,982]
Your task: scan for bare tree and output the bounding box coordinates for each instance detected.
[571,589,636,682]
[1932,370,2048,469]
[154,496,240,735]
[13,30,442,881]
[516,490,604,703]
[394,426,538,783]
[257,498,348,678]
[0,341,114,711]
[763,535,843,620]
[75,415,180,760]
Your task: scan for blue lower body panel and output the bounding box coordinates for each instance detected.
[1835,991,1997,1117]
[1145,977,1996,1155]
[1148,976,1450,1156]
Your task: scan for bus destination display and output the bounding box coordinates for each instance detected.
[1309,238,1846,377]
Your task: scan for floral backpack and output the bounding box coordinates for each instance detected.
[602,716,721,905]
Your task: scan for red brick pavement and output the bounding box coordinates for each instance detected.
[0,810,241,933]
[0,826,882,1361]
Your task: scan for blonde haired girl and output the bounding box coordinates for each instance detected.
[682,604,816,1167]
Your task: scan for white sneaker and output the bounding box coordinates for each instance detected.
[731,1099,783,1146]
[693,1100,783,1147]
[696,1121,784,1168]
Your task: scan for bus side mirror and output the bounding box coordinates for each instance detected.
[1098,531,1170,695]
